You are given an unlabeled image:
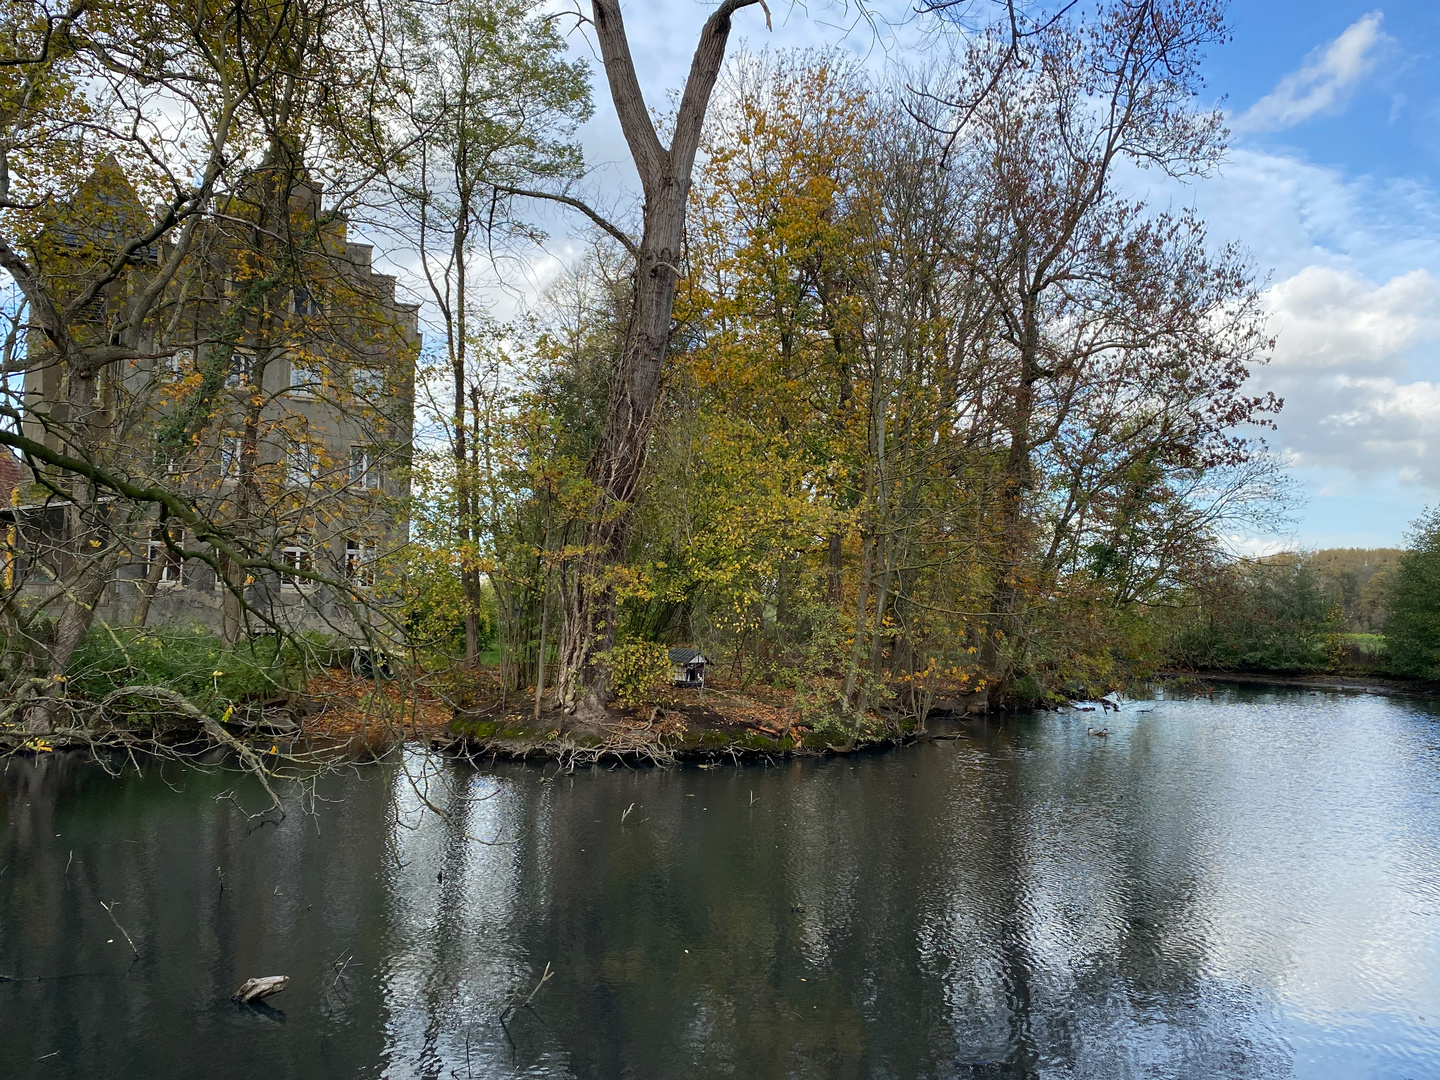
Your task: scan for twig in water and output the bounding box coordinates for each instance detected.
[621,802,634,824]
[500,962,553,1023]
[99,900,138,957]
[749,790,757,807]
[331,952,354,988]
[64,850,72,879]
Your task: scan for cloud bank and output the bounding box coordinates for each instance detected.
[1259,267,1440,486]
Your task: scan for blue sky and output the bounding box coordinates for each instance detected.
[543,1,1440,551]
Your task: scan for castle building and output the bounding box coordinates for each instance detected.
[7,160,418,643]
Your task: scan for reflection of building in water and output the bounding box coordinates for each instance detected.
[0,755,396,1074]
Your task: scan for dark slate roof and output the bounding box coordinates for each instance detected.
[668,647,708,665]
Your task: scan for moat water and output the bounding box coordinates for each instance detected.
[3,685,1439,1079]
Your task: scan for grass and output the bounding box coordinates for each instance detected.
[1337,632,1386,658]
[68,625,310,718]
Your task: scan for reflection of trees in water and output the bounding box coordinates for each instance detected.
[375,751,532,1076]
[0,755,395,1076]
[11,714,1396,1078]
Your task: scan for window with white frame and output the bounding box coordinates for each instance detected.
[281,543,312,589]
[345,539,376,585]
[289,441,318,487]
[292,286,319,316]
[224,350,254,391]
[145,528,184,586]
[155,348,193,380]
[289,356,322,395]
[61,369,103,406]
[219,435,243,479]
[352,366,384,397]
[348,446,382,490]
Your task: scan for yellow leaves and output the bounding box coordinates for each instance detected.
[24,738,53,753]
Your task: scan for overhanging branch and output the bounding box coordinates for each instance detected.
[495,186,638,255]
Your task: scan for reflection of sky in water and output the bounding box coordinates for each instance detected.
[2,688,1438,1079]
[363,690,1440,1078]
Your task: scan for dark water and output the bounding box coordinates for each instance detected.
[3,687,1440,1079]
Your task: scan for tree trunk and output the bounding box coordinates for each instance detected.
[553,0,766,719]
[130,540,168,628]
[27,369,116,732]
[983,291,1041,684]
[556,185,685,718]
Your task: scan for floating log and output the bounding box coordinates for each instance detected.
[232,976,290,1003]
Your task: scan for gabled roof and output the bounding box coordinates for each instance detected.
[668,647,708,665]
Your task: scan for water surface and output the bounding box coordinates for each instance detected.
[3,686,1439,1078]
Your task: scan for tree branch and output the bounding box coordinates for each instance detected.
[670,0,770,181]
[495,186,637,255]
[590,0,664,185]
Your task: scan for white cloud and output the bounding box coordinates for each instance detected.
[1265,266,1440,370]
[1255,268,1440,487]
[1234,12,1389,133]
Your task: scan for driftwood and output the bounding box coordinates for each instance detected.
[232,975,290,1003]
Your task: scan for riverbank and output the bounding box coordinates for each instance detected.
[445,683,928,763]
[1163,669,1440,699]
[3,666,983,766]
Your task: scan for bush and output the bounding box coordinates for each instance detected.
[1167,555,1342,673]
[399,545,496,663]
[1385,508,1440,679]
[602,641,672,707]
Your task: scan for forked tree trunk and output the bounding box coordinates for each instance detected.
[554,0,767,720]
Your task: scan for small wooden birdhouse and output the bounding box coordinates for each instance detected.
[668,647,709,688]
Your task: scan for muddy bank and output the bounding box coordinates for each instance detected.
[447,704,920,763]
[1162,670,1440,699]
[441,685,991,763]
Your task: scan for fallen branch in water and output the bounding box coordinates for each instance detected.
[232,975,290,1003]
[500,962,553,1023]
[99,900,138,957]
[99,686,285,818]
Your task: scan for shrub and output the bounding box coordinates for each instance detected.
[67,626,303,718]
[1166,555,1342,673]
[602,641,672,707]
